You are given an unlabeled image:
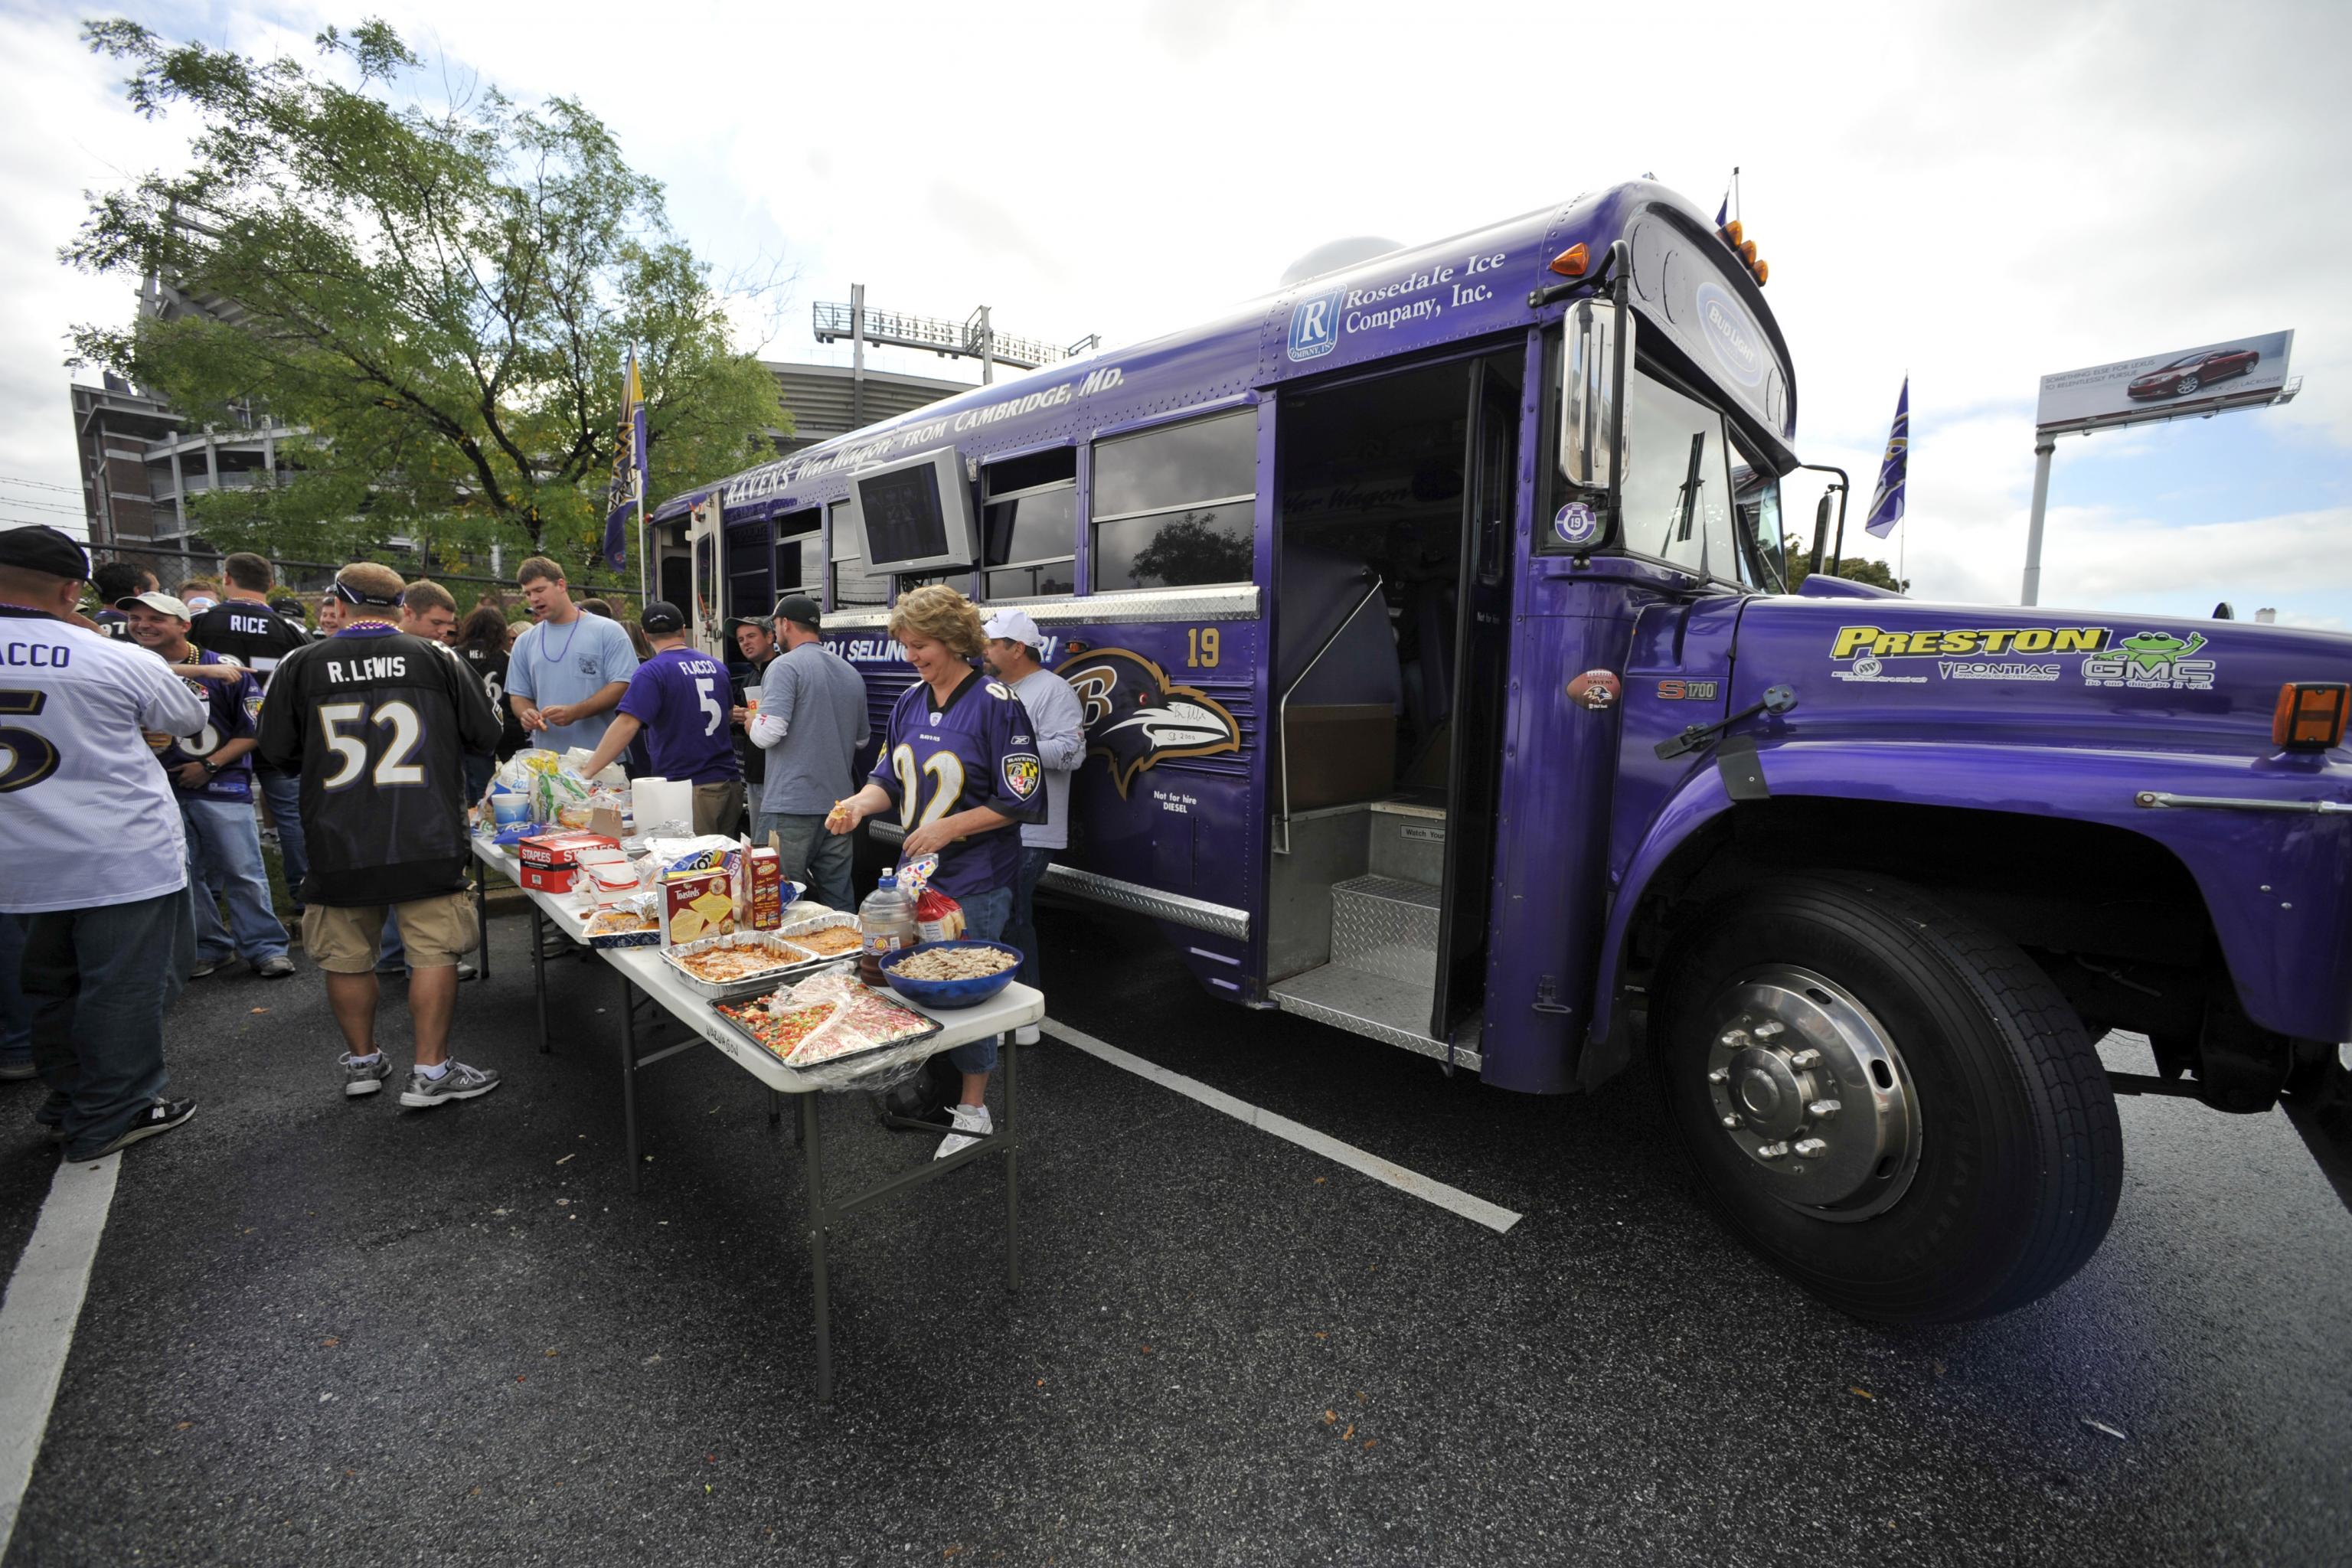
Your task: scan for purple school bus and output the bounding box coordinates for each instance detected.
[652,180,2352,1321]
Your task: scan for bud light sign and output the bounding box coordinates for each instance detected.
[1694,281,1765,389]
[1287,288,1344,362]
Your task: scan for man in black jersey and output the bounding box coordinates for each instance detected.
[191,552,313,910]
[257,562,505,1107]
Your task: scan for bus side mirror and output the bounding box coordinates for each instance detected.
[1561,296,1635,521]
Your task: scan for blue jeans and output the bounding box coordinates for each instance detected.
[946,884,1014,1076]
[753,808,857,912]
[181,796,289,965]
[0,912,31,1068]
[24,888,195,1158]
[1005,844,1055,993]
[464,752,495,806]
[254,768,307,905]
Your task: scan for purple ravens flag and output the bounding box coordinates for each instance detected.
[599,348,647,568]
[1863,377,1909,538]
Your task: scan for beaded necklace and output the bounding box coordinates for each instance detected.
[534,607,583,666]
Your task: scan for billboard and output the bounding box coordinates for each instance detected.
[2036,329,2295,430]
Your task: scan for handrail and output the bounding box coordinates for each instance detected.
[1273,572,1385,855]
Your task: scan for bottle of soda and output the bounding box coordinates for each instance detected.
[858,871,916,988]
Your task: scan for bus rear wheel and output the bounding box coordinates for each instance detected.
[1654,873,2122,1323]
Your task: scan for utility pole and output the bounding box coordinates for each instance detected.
[849,283,867,428]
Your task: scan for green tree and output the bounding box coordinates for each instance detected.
[1780,534,1909,594]
[63,18,786,572]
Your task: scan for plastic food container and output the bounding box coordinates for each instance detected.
[880,939,1023,1009]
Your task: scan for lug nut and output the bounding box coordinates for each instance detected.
[1721,1115,1741,1129]
[1794,1138,1828,1159]
[1719,1029,1749,1049]
[1753,1021,1785,1039]
[1756,1142,1791,1160]
[1708,1067,1729,1083]
[1807,1099,1841,1118]
[1788,1048,1823,1070]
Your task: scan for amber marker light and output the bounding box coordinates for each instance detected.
[1722,219,1744,247]
[2273,682,2350,752]
[1549,243,1589,276]
[1753,258,1770,286]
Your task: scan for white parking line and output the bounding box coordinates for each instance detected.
[1041,1018,1524,1235]
[0,1153,119,1556]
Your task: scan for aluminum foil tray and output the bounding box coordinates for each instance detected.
[659,930,831,998]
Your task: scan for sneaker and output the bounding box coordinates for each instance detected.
[188,956,232,979]
[1012,1024,1041,1047]
[0,1058,38,1083]
[934,1102,992,1160]
[255,955,296,979]
[341,1052,393,1098]
[398,1060,501,1109]
[72,1097,195,1158]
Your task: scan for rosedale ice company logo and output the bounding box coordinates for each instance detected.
[1287,288,1344,362]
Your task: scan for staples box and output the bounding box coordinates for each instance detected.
[518,830,616,871]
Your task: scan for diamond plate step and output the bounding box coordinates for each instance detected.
[1267,962,1483,1070]
[1328,874,1439,986]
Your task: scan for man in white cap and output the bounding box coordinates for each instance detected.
[981,608,1085,1040]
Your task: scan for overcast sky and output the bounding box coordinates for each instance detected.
[3,0,2344,624]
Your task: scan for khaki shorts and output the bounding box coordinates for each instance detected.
[693,779,745,838]
[302,893,480,975]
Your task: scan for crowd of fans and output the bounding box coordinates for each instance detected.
[1,524,1087,1165]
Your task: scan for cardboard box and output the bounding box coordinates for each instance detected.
[519,864,580,894]
[518,830,617,871]
[749,848,782,930]
[660,866,739,946]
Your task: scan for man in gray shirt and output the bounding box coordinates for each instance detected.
[982,608,1085,1040]
[747,595,870,909]
[505,556,640,756]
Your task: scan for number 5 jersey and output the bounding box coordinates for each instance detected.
[257,623,503,906]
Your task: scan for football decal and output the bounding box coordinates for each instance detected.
[1057,647,1243,799]
[1002,753,1042,800]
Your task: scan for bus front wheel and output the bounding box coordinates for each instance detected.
[1654,873,2123,1322]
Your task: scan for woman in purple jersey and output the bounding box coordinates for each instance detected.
[828,586,1044,1157]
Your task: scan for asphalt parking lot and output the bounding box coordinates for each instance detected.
[4,897,2347,1567]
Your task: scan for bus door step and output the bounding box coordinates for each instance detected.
[1269,962,1483,1072]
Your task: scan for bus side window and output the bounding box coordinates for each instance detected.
[1090,409,1256,592]
[983,447,1077,600]
[828,499,887,608]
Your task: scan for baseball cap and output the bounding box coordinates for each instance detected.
[774,594,822,632]
[639,599,687,635]
[0,524,92,580]
[982,608,1046,648]
[115,590,192,619]
[725,613,773,632]
[270,595,307,618]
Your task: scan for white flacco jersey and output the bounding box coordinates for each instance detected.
[0,604,207,913]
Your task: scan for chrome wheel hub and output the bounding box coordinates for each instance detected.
[1702,966,1920,1220]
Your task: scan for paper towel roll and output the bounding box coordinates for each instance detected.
[632,776,694,834]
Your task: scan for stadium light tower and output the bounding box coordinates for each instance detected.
[813,286,1092,423]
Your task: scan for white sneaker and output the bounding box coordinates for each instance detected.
[1012,1024,1040,1047]
[934,1102,992,1160]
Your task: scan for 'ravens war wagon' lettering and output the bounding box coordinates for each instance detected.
[1057,648,1242,799]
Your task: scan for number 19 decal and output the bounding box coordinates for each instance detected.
[1185,627,1221,668]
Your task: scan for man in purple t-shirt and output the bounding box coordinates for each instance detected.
[576,600,743,836]
[122,593,295,979]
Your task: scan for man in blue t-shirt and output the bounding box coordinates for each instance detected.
[122,592,294,979]
[575,600,743,837]
[504,556,639,756]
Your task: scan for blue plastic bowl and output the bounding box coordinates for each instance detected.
[880,939,1023,1009]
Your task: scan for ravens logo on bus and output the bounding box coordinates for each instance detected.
[1057,647,1243,799]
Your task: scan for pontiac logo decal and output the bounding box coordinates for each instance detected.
[1057,647,1242,798]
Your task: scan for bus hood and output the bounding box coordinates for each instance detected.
[1733,594,2352,756]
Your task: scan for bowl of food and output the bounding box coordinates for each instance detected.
[880,939,1023,1009]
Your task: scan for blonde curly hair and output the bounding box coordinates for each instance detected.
[887,583,985,658]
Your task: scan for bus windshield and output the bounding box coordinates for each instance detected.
[1622,371,1737,580]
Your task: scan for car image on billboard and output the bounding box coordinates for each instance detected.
[2128,345,2262,400]
[2037,328,2294,430]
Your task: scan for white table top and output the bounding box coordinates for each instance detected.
[472,836,1042,1093]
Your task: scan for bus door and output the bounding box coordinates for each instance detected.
[1430,363,1518,1040]
[687,497,722,657]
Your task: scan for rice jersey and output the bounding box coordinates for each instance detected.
[188,599,309,689]
[0,603,206,913]
[870,668,1044,901]
[154,646,261,802]
[256,622,503,906]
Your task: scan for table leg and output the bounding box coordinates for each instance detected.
[472,867,490,983]
[1004,1034,1021,1296]
[803,1091,833,1404]
[531,904,549,1053]
[618,967,642,1193]
[769,1089,782,1131]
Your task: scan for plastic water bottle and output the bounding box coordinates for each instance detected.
[858,871,916,987]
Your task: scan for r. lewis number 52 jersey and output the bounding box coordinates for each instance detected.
[257,624,503,907]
